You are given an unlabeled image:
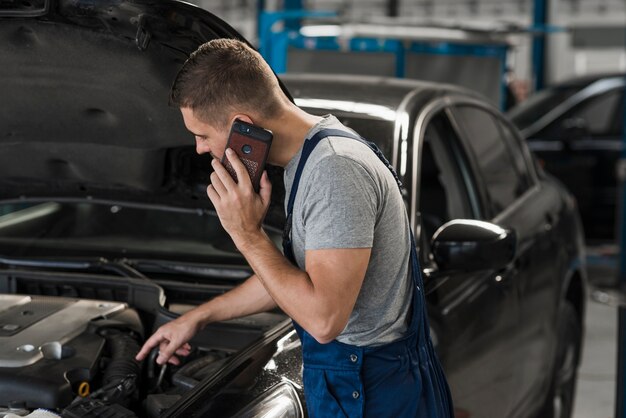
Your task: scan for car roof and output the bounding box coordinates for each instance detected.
[549,72,626,90]
[281,73,482,115]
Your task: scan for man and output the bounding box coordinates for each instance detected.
[136,38,453,417]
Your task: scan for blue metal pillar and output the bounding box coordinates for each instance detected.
[616,64,626,418]
[284,0,304,10]
[284,0,303,32]
[258,10,337,73]
[531,0,548,91]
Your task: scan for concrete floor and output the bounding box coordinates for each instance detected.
[572,290,617,418]
[572,246,619,418]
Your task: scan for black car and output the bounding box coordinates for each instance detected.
[1,1,586,418]
[508,73,626,242]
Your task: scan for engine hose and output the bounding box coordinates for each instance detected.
[171,352,224,390]
[175,352,223,379]
[101,330,142,390]
[171,372,199,391]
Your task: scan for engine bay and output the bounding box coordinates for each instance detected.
[0,269,292,418]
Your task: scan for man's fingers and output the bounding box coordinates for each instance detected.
[135,344,150,361]
[137,319,196,364]
[167,356,181,366]
[259,171,272,205]
[207,184,220,204]
[156,340,181,365]
[135,332,163,361]
[175,346,191,356]
[210,170,228,197]
[136,333,191,365]
[156,350,172,365]
[156,344,190,366]
[225,148,253,189]
[211,157,238,189]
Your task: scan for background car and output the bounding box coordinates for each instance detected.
[508,73,626,243]
[1,1,586,418]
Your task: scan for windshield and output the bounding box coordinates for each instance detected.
[0,201,281,265]
[508,85,581,130]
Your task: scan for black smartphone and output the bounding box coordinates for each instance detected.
[220,119,273,192]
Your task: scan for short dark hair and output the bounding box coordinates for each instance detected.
[170,39,282,127]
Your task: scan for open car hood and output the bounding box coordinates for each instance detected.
[0,0,286,221]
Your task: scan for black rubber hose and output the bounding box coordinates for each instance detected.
[102,330,142,388]
[175,351,222,379]
[171,372,199,391]
[171,352,224,390]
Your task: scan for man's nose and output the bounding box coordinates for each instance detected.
[195,139,209,155]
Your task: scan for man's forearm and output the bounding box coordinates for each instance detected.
[235,231,337,341]
[189,273,278,329]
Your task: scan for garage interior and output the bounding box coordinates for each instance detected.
[1,0,625,417]
[192,0,625,416]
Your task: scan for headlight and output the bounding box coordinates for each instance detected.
[233,382,303,418]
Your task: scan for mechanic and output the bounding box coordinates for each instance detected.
[136,38,453,418]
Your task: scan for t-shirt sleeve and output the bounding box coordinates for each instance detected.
[301,154,379,250]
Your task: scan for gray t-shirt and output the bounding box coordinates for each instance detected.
[284,115,413,346]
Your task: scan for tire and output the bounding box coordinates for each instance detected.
[539,302,582,418]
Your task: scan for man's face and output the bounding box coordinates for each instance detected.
[180,107,229,160]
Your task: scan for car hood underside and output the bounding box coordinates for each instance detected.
[0,0,251,211]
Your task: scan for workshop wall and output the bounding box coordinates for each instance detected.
[191,0,626,91]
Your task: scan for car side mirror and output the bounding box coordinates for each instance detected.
[431,220,517,272]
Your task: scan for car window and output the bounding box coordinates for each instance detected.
[453,105,529,216]
[419,112,477,240]
[508,85,580,130]
[495,118,535,185]
[572,89,624,136]
[544,88,624,138]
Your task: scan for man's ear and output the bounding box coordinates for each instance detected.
[231,114,253,125]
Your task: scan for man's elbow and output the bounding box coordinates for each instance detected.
[308,320,345,345]
[311,333,336,345]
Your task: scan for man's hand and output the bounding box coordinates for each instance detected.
[207,148,272,244]
[135,312,201,365]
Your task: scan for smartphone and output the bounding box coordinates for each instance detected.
[220,119,273,192]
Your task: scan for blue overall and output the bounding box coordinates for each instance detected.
[282,128,454,418]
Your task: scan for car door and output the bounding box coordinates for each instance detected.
[449,101,565,416]
[415,106,522,418]
[529,85,625,241]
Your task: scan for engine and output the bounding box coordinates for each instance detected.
[0,289,292,418]
[0,295,143,416]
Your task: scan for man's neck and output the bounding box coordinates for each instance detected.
[263,104,323,168]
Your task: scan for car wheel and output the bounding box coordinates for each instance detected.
[540,302,582,418]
